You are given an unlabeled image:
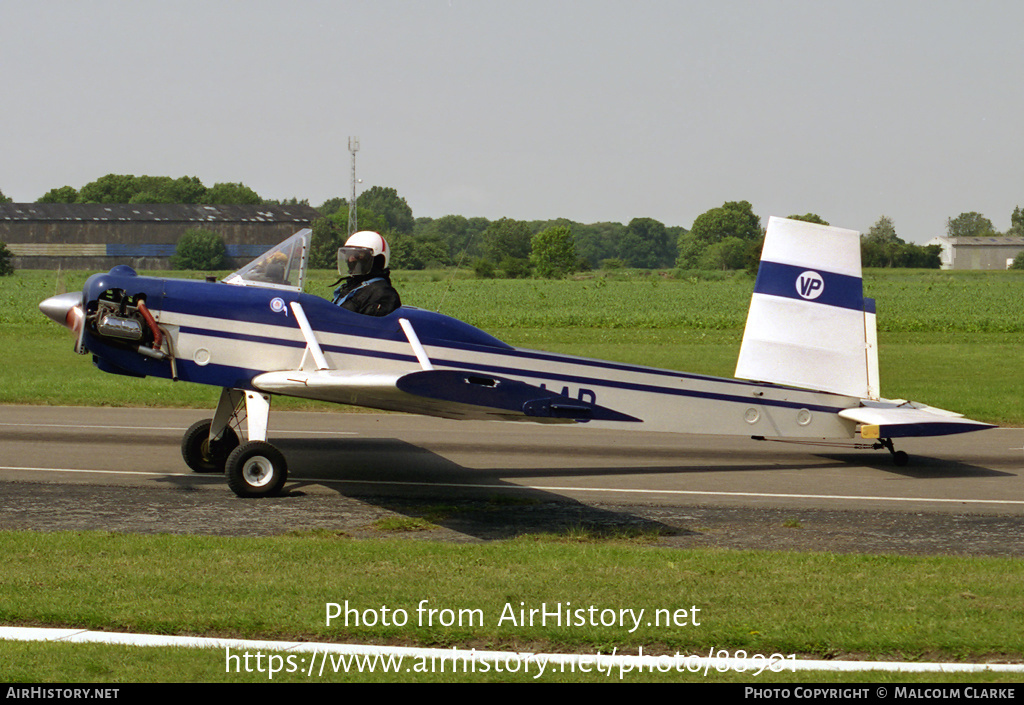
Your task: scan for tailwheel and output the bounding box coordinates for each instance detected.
[226,441,288,498]
[181,419,240,473]
[878,438,910,467]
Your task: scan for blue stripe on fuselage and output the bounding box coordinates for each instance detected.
[178,320,847,414]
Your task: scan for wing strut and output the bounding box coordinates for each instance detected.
[399,318,434,371]
[290,302,330,370]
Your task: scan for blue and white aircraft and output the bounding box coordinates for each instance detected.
[40,217,995,497]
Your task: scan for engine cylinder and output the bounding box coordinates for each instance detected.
[97,313,144,341]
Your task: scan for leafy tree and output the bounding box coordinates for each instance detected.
[203,182,261,205]
[79,174,139,203]
[416,214,481,263]
[499,256,532,278]
[0,189,11,203]
[483,218,532,267]
[531,225,576,278]
[127,191,170,204]
[168,176,209,203]
[865,215,899,243]
[309,217,346,270]
[946,212,995,238]
[675,231,705,269]
[861,216,903,267]
[0,242,13,275]
[574,221,624,268]
[171,229,226,270]
[37,186,79,203]
[127,175,207,204]
[699,236,748,270]
[861,216,940,268]
[318,197,346,217]
[472,258,497,278]
[263,197,310,206]
[690,201,761,245]
[787,213,829,226]
[682,201,761,270]
[913,244,943,268]
[406,238,451,269]
[326,205,388,238]
[1009,206,1024,236]
[46,174,263,205]
[1010,250,1024,270]
[618,217,674,268]
[357,186,414,234]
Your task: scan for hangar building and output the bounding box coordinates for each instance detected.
[0,203,321,270]
[925,235,1024,270]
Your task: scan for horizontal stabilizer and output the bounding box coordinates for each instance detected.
[839,404,996,438]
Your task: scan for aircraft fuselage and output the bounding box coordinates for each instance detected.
[79,266,860,440]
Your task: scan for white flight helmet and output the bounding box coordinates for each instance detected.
[338,230,390,276]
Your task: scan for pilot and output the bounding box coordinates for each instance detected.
[332,231,402,316]
[256,251,290,284]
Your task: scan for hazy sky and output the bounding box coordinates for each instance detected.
[3,1,1022,242]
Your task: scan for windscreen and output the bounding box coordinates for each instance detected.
[222,229,310,292]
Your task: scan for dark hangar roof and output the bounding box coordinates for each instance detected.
[0,203,322,223]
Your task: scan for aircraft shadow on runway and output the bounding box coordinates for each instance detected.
[245,436,1007,541]
[271,437,693,542]
[813,452,1010,479]
[278,436,1005,482]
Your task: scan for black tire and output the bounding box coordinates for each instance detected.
[893,450,910,467]
[225,441,288,498]
[181,419,240,474]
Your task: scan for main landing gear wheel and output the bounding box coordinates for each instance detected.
[225,441,288,498]
[181,419,240,473]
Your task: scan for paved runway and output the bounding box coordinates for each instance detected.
[2,404,1021,515]
[3,404,1023,554]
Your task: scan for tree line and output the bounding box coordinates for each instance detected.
[3,176,1024,276]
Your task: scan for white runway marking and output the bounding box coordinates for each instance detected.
[1,626,1021,675]
[0,422,358,436]
[2,466,1023,507]
[0,466,197,478]
[329,478,1024,507]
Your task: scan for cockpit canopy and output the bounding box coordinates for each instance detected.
[222,229,310,292]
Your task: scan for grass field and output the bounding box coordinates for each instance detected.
[1,531,1023,683]
[1,267,1022,682]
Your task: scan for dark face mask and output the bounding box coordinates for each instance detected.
[337,246,375,277]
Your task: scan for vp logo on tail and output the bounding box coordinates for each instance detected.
[796,271,824,300]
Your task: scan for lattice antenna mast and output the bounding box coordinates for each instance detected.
[347,136,360,238]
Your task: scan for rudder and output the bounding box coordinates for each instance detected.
[735,217,879,399]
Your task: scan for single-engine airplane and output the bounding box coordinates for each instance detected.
[40,217,995,497]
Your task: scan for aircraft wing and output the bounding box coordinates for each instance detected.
[252,369,641,424]
[838,403,996,438]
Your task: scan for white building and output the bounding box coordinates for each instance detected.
[925,236,1024,270]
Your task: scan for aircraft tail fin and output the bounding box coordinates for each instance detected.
[735,217,880,399]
